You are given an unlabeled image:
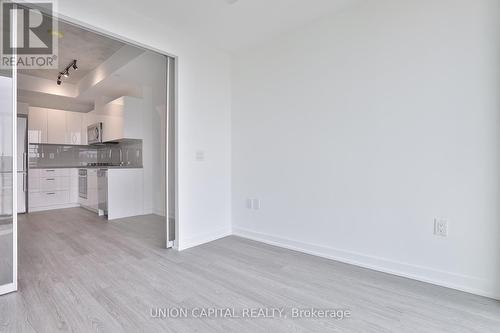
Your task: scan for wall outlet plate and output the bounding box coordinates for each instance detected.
[246,198,261,210]
[246,198,253,209]
[434,218,449,237]
[253,198,261,210]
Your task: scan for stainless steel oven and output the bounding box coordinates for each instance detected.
[78,169,87,199]
[87,122,103,145]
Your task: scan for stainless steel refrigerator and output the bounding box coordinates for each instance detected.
[17,116,27,214]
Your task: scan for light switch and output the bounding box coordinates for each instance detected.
[253,198,261,210]
[195,150,205,162]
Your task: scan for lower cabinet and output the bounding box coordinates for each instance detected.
[29,191,70,208]
[28,168,79,212]
[107,169,144,220]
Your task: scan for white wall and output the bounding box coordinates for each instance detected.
[232,0,500,298]
[56,0,232,250]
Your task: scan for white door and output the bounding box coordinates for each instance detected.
[166,57,175,248]
[0,70,17,295]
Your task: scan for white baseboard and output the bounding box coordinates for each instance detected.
[153,209,166,217]
[0,227,13,236]
[233,227,500,300]
[29,203,80,213]
[178,227,231,251]
[0,282,16,295]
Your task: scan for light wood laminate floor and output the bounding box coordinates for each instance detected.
[0,208,499,332]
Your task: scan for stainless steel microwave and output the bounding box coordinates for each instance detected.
[87,122,103,145]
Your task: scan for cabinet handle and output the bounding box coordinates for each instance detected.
[46,192,56,195]
[46,178,55,181]
[45,170,55,172]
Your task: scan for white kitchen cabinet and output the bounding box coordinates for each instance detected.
[28,108,87,145]
[81,114,89,145]
[79,96,145,144]
[66,112,83,145]
[28,100,144,146]
[46,109,67,144]
[30,191,70,207]
[98,96,144,142]
[28,108,48,144]
[40,168,69,177]
[28,169,40,192]
[28,168,79,212]
[40,176,70,192]
[107,168,144,220]
[101,115,124,143]
[69,169,78,203]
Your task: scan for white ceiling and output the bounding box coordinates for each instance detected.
[111,0,359,53]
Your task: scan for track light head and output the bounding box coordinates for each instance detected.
[57,60,79,85]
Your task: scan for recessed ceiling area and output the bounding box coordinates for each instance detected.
[17,90,94,113]
[18,21,125,84]
[17,19,158,113]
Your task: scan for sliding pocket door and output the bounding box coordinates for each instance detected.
[0,68,16,295]
[0,67,17,295]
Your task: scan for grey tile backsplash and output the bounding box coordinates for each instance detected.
[29,140,143,168]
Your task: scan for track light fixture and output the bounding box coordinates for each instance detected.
[56,60,78,85]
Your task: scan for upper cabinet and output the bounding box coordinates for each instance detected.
[28,108,48,144]
[101,96,144,143]
[85,96,144,143]
[28,108,85,145]
[27,96,144,146]
[46,109,66,144]
[66,112,83,145]
[101,114,124,143]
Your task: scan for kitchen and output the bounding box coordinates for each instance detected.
[14,19,175,246]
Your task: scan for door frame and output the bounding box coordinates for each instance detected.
[18,3,179,250]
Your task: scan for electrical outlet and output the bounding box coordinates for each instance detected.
[246,198,261,210]
[246,198,253,209]
[434,218,448,237]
